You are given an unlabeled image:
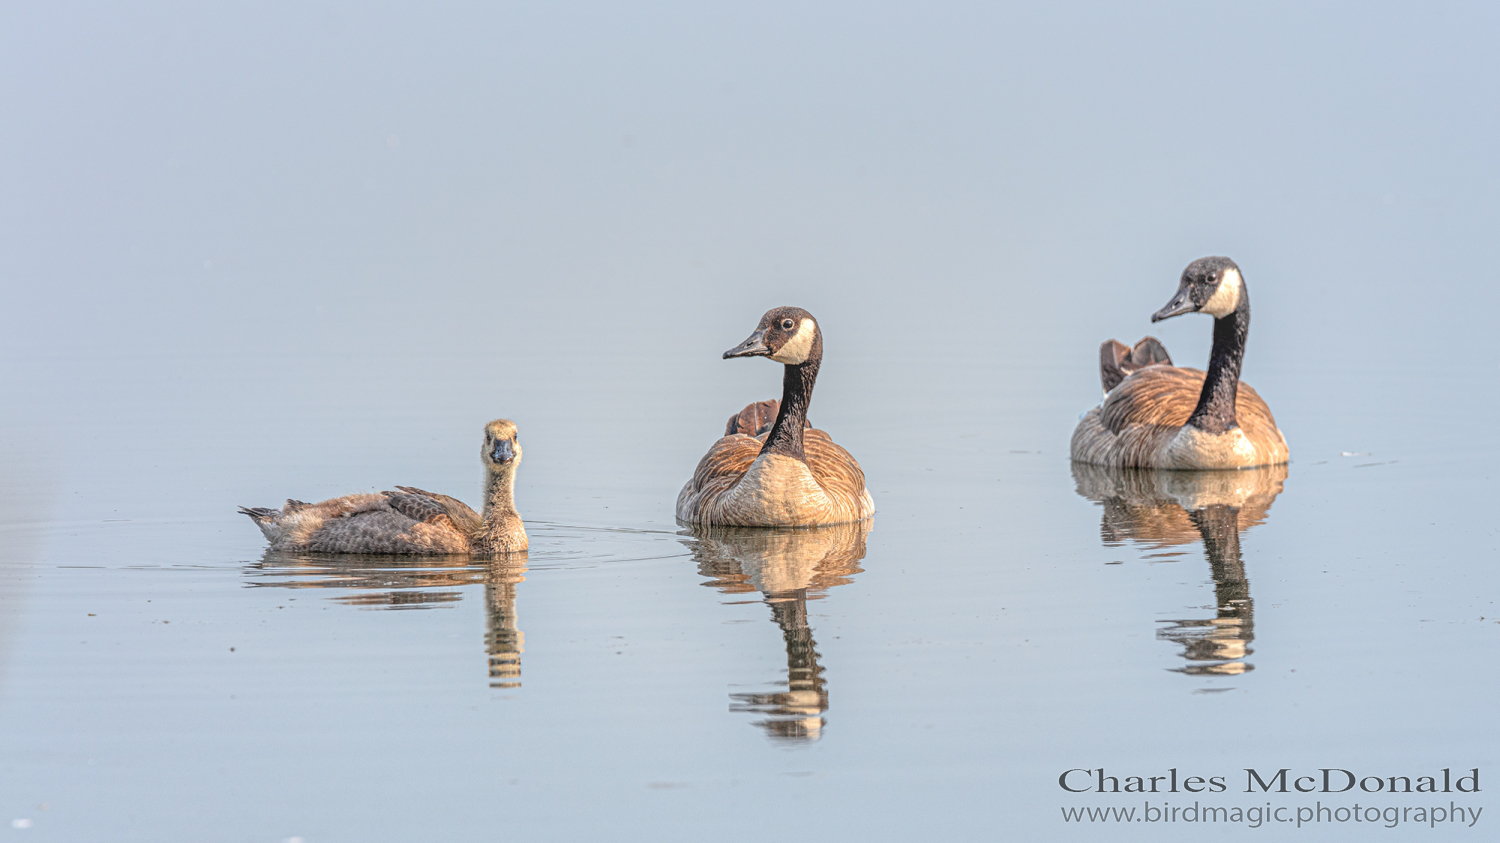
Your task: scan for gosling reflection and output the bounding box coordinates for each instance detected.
[683,522,869,741]
[246,551,528,688]
[484,559,526,688]
[1072,464,1287,676]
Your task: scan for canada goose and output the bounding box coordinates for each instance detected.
[683,521,870,740]
[240,419,528,554]
[1072,463,1287,675]
[676,307,874,527]
[1071,257,1289,469]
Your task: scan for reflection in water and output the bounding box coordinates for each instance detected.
[681,522,869,741]
[1072,464,1287,676]
[246,552,528,688]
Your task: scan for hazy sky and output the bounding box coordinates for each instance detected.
[3,2,1495,363]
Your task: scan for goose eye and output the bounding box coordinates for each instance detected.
[780,319,794,330]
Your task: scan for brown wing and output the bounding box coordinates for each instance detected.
[726,399,780,436]
[303,508,470,554]
[1100,366,1283,445]
[1130,337,1172,368]
[1100,366,1203,433]
[1074,366,1286,468]
[802,429,870,507]
[383,491,451,525]
[685,434,762,501]
[724,399,811,437]
[1099,340,1133,393]
[393,486,484,535]
[1100,338,1174,393]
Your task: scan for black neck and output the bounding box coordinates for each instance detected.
[761,353,820,461]
[1185,288,1250,434]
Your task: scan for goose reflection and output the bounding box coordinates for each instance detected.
[682,522,869,741]
[1072,464,1287,676]
[245,552,529,688]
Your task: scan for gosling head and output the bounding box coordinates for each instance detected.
[1152,256,1244,323]
[723,307,821,365]
[482,418,522,472]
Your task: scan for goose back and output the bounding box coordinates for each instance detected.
[677,428,873,527]
[243,493,472,554]
[1071,366,1288,469]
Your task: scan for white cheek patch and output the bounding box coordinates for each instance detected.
[1200,268,1242,318]
[769,318,817,364]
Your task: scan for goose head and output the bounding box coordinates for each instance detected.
[482,418,522,471]
[1152,256,1244,322]
[723,307,821,365]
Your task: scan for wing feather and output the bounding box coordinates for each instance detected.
[1073,366,1287,467]
[393,486,484,535]
[383,491,452,525]
[802,429,869,511]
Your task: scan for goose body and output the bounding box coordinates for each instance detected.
[240,419,528,554]
[1071,257,1289,470]
[677,308,874,527]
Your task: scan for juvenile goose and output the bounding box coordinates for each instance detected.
[677,307,874,527]
[240,419,528,554]
[1071,257,1289,469]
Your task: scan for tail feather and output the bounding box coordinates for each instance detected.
[238,506,278,521]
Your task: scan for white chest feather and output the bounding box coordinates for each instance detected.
[722,452,830,521]
[1163,425,1259,469]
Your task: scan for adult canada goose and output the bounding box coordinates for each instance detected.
[676,307,875,527]
[1071,257,1289,469]
[239,419,528,554]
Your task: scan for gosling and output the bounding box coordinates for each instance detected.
[240,419,528,554]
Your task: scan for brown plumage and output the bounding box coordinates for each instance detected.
[677,307,875,527]
[239,419,529,555]
[1072,366,1289,468]
[725,398,808,437]
[681,416,873,526]
[1071,257,1289,469]
[1099,336,1172,393]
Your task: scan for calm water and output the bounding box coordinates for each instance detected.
[3,3,1499,840]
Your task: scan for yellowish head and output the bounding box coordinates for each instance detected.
[482,418,522,470]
